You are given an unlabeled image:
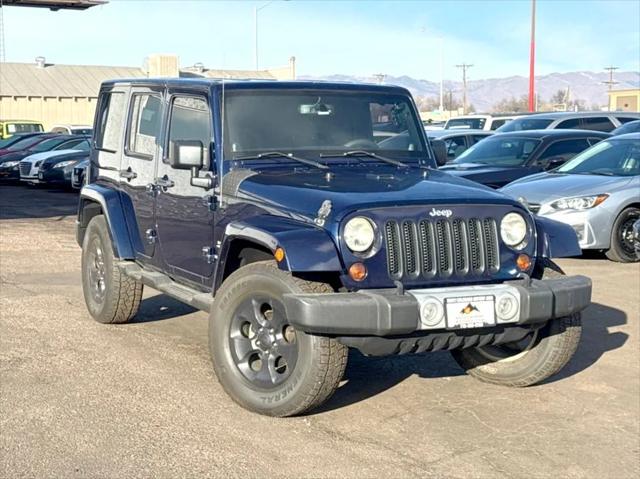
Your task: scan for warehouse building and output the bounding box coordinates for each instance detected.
[608,88,640,112]
[0,54,296,129]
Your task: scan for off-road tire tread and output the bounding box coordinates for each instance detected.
[83,215,143,324]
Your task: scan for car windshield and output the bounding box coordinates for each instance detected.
[223,90,427,162]
[556,138,640,176]
[452,136,541,166]
[31,137,70,152]
[7,136,45,151]
[446,117,486,130]
[6,123,43,134]
[497,118,553,132]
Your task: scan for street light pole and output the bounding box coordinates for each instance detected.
[528,0,536,112]
[254,1,276,70]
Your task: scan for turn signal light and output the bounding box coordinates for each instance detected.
[274,247,285,263]
[348,262,367,282]
[517,253,531,271]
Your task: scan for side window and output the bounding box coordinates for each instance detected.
[127,94,162,158]
[490,119,506,130]
[557,118,581,129]
[616,116,637,125]
[471,134,488,144]
[444,136,467,159]
[537,139,590,163]
[588,137,604,146]
[96,92,126,151]
[166,96,211,166]
[57,139,83,150]
[581,117,614,132]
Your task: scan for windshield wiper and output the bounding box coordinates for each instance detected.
[234,151,328,169]
[320,150,408,168]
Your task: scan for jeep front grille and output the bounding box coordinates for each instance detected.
[384,217,500,280]
[19,162,31,177]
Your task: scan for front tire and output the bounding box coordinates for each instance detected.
[450,268,582,387]
[605,207,640,263]
[81,215,143,324]
[209,262,348,417]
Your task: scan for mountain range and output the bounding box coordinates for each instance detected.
[300,71,640,112]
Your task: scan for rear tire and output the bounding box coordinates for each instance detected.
[450,267,582,387]
[81,215,143,324]
[605,207,640,263]
[209,261,348,417]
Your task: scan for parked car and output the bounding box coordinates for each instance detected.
[426,129,493,162]
[497,111,640,133]
[50,124,93,135]
[501,133,640,263]
[71,158,89,189]
[38,149,91,187]
[0,131,45,149]
[76,78,592,417]
[0,120,44,139]
[439,129,609,188]
[422,119,446,131]
[0,133,62,180]
[444,114,524,131]
[611,119,640,136]
[19,136,91,184]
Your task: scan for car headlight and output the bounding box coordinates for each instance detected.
[548,194,608,211]
[344,217,375,253]
[500,212,528,248]
[53,160,76,169]
[1,161,20,168]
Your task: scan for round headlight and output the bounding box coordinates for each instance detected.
[344,217,375,253]
[500,212,528,248]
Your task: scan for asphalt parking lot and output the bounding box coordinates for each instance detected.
[1,184,638,478]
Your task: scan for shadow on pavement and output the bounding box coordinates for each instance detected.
[132,294,199,323]
[0,184,78,220]
[316,301,627,413]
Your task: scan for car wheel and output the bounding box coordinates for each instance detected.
[209,261,348,417]
[450,268,582,387]
[605,207,640,263]
[81,215,143,324]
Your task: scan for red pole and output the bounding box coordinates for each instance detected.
[528,0,536,112]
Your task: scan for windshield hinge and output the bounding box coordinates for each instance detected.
[314,200,332,227]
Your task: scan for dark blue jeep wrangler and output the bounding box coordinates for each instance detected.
[77,79,591,416]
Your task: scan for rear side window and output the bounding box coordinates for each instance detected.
[616,116,637,125]
[537,139,590,162]
[166,96,211,165]
[490,119,507,130]
[96,92,126,151]
[127,94,162,158]
[557,118,581,129]
[581,117,614,132]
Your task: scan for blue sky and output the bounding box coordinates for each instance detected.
[3,0,639,81]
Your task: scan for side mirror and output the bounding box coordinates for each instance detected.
[171,140,204,170]
[431,139,448,167]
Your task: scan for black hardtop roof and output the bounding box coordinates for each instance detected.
[100,78,413,95]
[488,129,611,140]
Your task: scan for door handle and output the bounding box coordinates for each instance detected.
[119,168,137,180]
[155,175,175,189]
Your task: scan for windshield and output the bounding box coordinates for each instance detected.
[452,137,541,166]
[31,137,70,152]
[7,136,46,151]
[6,123,43,134]
[445,117,486,130]
[556,138,640,176]
[497,118,553,132]
[223,90,426,162]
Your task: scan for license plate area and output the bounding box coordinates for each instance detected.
[445,295,496,329]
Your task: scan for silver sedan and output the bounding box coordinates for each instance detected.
[501,133,640,262]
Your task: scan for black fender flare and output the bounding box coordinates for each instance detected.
[77,184,136,259]
[535,216,581,259]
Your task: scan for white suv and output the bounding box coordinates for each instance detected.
[444,114,522,131]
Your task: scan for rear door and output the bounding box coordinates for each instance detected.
[155,89,216,285]
[119,86,164,260]
[530,138,591,170]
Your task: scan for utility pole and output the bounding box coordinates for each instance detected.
[528,0,536,112]
[602,66,619,111]
[456,63,473,114]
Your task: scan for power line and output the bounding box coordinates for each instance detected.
[456,63,473,114]
[602,66,619,91]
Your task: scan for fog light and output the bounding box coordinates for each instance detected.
[496,293,519,321]
[420,297,444,327]
[516,254,531,271]
[348,262,367,281]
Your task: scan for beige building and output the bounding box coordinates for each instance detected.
[0,54,297,130]
[608,88,639,112]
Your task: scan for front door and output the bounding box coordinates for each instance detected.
[119,87,164,260]
[155,91,216,286]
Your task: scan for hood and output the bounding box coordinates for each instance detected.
[440,162,517,176]
[21,149,81,164]
[229,164,516,221]
[501,172,633,204]
[0,152,24,164]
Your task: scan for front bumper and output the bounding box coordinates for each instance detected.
[283,275,592,336]
[541,209,610,250]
